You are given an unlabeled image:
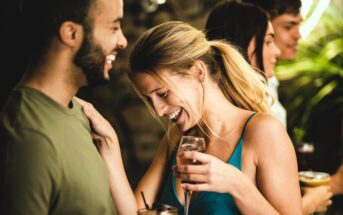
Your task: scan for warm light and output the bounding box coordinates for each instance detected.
[156,0,166,4]
[300,0,331,38]
[300,0,313,18]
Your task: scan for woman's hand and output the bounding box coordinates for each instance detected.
[74,97,119,162]
[302,186,332,214]
[74,97,137,215]
[173,151,240,193]
[330,164,343,195]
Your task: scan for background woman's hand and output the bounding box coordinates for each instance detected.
[302,185,332,214]
[330,164,343,195]
[173,151,240,193]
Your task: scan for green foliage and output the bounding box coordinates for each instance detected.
[293,127,305,144]
[276,2,343,141]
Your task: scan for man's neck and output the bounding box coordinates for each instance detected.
[20,59,82,107]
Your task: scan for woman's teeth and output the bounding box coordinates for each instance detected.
[168,109,181,120]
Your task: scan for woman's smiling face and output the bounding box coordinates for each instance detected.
[133,67,204,132]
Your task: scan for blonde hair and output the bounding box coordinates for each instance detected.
[129,21,269,113]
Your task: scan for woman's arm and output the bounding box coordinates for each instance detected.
[75,98,181,214]
[241,114,302,214]
[75,98,137,215]
[175,114,302,214]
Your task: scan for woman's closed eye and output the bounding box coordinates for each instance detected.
[264,35,274,46]
[157,91,168,98]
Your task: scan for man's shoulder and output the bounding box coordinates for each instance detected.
[1,87,45,130]
[1,117,54,150]
[0,88,58,149]
[1,87,85,131]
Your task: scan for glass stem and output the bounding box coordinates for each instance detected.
[184,190,192,215]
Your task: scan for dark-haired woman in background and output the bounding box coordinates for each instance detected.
[206,0,284,126]
[205,1,332,214]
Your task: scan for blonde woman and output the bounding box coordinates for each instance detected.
[77,21,302,214]
[205,2,333,214]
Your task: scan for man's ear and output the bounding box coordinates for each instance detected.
[59,21,83,48]
[192,60,207,82]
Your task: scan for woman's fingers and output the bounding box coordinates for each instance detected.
[74,97,97,120]
[181,182,211,192]
[173,163,208,174]
[74,96,118,144]
[177,151,211,164]
[73,97,87,107]
[316,199,332,212]
[175,172,208,183]
[74,96,103,121]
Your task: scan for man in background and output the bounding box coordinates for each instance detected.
[244,0,302,61]
[0,0,134,214]
[243,0,302,128]
[245,0,343,213]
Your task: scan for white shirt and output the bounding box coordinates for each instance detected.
[268,76,287,127]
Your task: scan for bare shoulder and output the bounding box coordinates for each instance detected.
[242,114,302,214]
[247,113,285,134]
[244,113,293,157]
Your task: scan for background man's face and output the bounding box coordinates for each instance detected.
[272,13,302,61]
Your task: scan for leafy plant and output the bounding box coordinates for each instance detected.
[293,127,305,145]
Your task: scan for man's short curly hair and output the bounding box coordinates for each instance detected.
[243,0,301,20]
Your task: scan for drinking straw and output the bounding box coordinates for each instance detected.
[141,191,150,209]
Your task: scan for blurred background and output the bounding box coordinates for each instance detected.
[1,0,342,213]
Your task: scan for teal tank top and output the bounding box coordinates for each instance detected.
[159,113,256,215]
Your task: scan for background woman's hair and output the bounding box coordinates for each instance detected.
[205,1,269,73]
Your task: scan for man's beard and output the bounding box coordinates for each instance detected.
[74,32,110,86]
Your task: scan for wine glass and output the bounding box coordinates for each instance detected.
[295,142,315,171]
[176,136,206,215]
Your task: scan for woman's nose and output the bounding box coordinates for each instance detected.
[274,43,281,57]
[152,100,168,117]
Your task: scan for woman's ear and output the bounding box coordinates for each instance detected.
[192,60,207,82]
[59,21,83,48]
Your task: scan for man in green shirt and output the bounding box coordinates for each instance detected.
[0,0,130,214]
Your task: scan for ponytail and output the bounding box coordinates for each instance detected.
[208,40,270,113]
[129,21,270,114]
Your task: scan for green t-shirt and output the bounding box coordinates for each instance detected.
[0,87,116,215]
